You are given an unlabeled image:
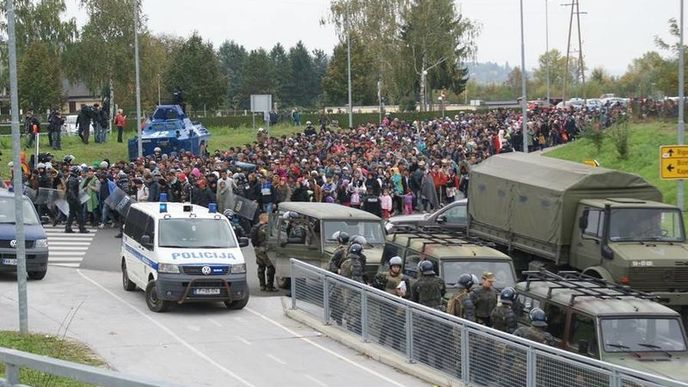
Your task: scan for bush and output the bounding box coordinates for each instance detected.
[608,116,630,160]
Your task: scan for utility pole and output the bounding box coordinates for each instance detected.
[545,0,550,104]
[562,0,587,104]
[377,79,382,124]
[520,0,528,153]
[134,0,142,158]
[679,0,685,211]
[346,12,353,129]
[576,0,586,102]
[7,0,29,334]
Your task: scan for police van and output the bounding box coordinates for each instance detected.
[121,201,250,312]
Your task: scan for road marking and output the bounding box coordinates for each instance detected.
[235,336,251,346]
[51,263,80,268]
[48,242,91,246]
[46,225,97,268]
[77,269,256,387]
[208,318,223,328]
[266,354,287,365]
[50,251,86,256]
[305,374,329,387]
[245,307,405,387]
[50,246,89,251]
[187,325,201,332]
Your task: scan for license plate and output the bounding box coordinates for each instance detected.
[1,258,17,266]
[194,288,221,295]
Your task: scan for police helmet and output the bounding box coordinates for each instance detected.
[350,235,367,246]
[63,155,75,163]
[36,163,46,169]
[337,231,349,244]
[223,209,235,218]
[419,260,435,275]
[70,166,81,175]
[258,127,265,132]
[500,287,516,304]
[282,211,299,220]
[389,256,403,267]
[457,273,475,289]
[349,243,363,255]
[529,308,548,327]
[306,121,312,125]
[100,161,109,169]
[154,147,162,152]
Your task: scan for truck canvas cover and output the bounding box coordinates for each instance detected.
[468,152,662,260]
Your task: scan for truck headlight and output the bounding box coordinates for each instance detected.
[158,263,180,274]
[230,263,246,274]
[34,239,48,248]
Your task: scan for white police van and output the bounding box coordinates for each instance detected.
[121,200,250,312]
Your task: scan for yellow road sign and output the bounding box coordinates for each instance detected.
[660,145,688,180]
[582,159,599,167]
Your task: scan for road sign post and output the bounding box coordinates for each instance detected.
[660,145,688,179]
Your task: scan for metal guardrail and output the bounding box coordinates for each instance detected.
[0,346,178,387]
[289,258,688,387]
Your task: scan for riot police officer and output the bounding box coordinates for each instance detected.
[328,231,349,273]
[491,287,518,334]
[514,308,556,345]
[471,271,498,326]
[65,166,87,233]
[446,273,476,322]
[250,212,277,292]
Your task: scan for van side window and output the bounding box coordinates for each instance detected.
[404,254,421,278]
[568,313,599,359]
[543,303,567,342]
[380,244,400,269]
[583,210,604,238]
[143,216,155,249]
[124,209,145,242]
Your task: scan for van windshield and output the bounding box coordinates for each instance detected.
[158,219,237,248]
[323,221,385,244]
[601,318,687,353]
[442,260,516,289]
[0,198,40,225]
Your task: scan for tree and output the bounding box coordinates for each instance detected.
[321,37,377,106]
[311,49,329,107]
[218,40,247,111]
[18,41,61,112]
[269,43,291,106]
[239,49,275,104]
[531,49,582,99]
[287,41,316,107]
[163,34,226,112]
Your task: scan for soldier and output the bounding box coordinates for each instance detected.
[491,287,518,334]
[65,166,87,234]
[373,256,410,350]
[327,231,349,273]
[411,260,447,368]
[250,213,277,292]
[514,308,556,345]
[339,243,365,283]
[471,271,498,326]
[446,273,476,322]
[340,243,365,333]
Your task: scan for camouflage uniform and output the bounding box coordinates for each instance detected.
[373,271,409,351]
[446,289,475,322]
[411,275,445,309]
[250,222,275,290]
[470,286,498,326]
[491,303,519,386]
[411,273,447,369]
[514,326,556,345]
[340,253,365,334]
[328,245,347,273]
[328,243,348,325]
[491,303,517,333]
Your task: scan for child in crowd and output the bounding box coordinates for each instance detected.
[402,189,414,215]
[380,188,393,219]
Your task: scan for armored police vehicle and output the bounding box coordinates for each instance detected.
[379,231,517,301]
[0,190,48,280]
[515,270,688,382]
[267,202,385,288]
[121,202,250,312]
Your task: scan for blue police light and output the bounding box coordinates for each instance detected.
[160,193,167,203]
[208,203,217,214]
[160,202,167,213]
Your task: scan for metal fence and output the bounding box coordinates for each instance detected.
[289,259,688,387]
[0,346,178,387]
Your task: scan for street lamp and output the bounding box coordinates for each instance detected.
[520,0,528,153]
[134,0,142,158]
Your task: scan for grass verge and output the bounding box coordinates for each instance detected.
[0,330,105,387]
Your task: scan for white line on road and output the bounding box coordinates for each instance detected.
[48,258,84,262]
[244,307,405,387]
[48,242,92,246]
[46,237,95,241]
[49,246,89,251]
[50,251,86,256]
[305,374,329,387]
[208,318,223,328]
[49,263,80,268]
[235,336,251,346]
[266,354,287,365]
[76,269,256,387]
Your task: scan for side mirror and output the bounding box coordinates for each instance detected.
[436,215,447,224]
[238,237,249,248]
[141,234,152,248]
[601,244,614,259]
[578,339,589,355]
[579,209,589,231]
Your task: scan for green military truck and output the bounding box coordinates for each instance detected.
[468,152,688,320]
[267,202,386,288]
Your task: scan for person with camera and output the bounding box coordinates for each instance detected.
[48,109,64,150]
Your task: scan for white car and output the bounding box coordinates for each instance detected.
[61,114,94,135]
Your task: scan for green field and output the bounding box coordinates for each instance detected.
[0,330,104,386]
[545,120,682,207]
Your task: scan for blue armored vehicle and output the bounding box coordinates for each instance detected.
[128,105,210,160]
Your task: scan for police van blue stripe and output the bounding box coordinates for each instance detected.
[124,243,159,270]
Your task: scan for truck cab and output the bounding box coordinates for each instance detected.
[573,199,688,308]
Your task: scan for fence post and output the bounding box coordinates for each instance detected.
[405,306,414,363]
[361,290,368,342]
[290,260,296,310]
[461,326,469,384]
[323,275,330,324]
[609,370,621,387]
[5,362,20,385]
[526,346,536,387]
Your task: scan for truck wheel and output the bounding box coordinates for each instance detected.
[122,261,136,291]
[277,276,291,289]
[27,270,47,280]
[145,280,170,313]
[224,293,250,310]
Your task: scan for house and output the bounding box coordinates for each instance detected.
[61,80,100,114]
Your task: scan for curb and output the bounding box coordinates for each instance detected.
[284,306,465,387]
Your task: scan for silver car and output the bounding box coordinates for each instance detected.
[385,199,467,233]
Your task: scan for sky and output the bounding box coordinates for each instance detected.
[63,0,678,76]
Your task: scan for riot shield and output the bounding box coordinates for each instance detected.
[105,187,136,216]
[223,191,258,220]
[23,186,37,202]
[36,187,63,206]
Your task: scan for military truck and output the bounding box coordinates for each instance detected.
[468,152,688,319]
[515,270,688,383]
[267,202,385,288]
[379,231,517,301]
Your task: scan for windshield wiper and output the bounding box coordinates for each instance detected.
[606,343,630,349]
[637,343,662,349]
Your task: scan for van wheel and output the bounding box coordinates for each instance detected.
[27,270,47,280]
[224,293,250,310]
[122,261,136,291]
[145,281,170,312]
[277,276,291,289]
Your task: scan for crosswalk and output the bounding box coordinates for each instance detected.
[43,225,98,268]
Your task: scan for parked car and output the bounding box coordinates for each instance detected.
[585,98,602,110]
[385,199,467,233]
[61,115,94,135]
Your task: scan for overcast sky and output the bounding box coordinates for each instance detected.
[64,0,679,75]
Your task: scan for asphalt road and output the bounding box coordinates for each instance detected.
[0,229,428,387]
